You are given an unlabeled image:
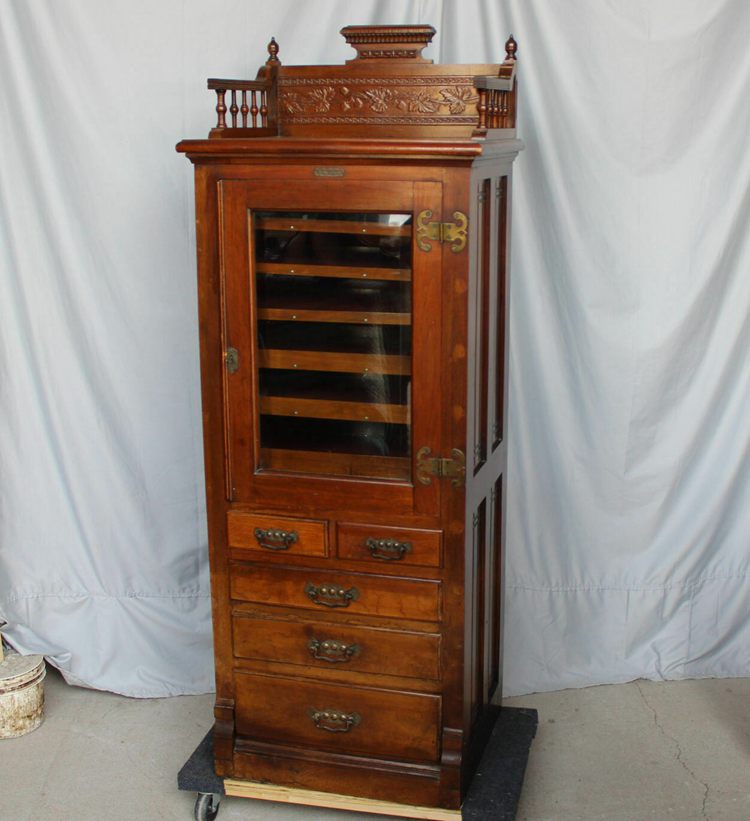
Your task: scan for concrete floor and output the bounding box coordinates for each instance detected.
[1,668,748,820]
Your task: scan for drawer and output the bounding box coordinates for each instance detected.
[230,564,440,622]
[235,671,440,762]
[227,511,327,557]
[337,522,441,568]
[233,614,441,680]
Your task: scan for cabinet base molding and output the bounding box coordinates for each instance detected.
[223,779,461,820]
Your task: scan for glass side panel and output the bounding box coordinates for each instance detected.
[253,211,413,481]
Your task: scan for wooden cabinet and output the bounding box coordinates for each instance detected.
[177,24,522,812]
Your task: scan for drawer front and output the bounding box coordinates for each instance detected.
[235,671,440,762]
[337,522,441,568]
[233,615,441,680]
[230,565,440,622]
[228,512,327,557]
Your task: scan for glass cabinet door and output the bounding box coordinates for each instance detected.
[252,211,413,481]
[220,178,442,513]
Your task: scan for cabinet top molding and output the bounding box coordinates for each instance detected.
[184,25,518,143]
[340,24,437,62]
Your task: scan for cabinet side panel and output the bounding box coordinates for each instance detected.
[461,157,516,795]
[489,475,504,701]
[473,178,492,473]
[437,165,472,809]
[194,166,236,771]
[492,176,509,450]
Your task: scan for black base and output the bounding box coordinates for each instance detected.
[178,730,225,796]
[462,707,538,820]
[178,706,538,819]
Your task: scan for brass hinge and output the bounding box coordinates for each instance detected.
[416,446,466,487]
[225,346,239,373]
[416,210,468,254]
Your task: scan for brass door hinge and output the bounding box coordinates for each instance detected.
[416,210,468,254]
[225,347,239,373]
[416,446,466,487]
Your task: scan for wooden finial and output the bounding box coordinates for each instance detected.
[267,37,280,64]
[505,34,518,61]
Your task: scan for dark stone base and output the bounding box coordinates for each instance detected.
[178,706,538,819]
[463,707,538,820]
[177,729,224,796]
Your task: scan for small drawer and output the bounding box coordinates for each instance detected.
[337,522,441,568]
[230,564,440,622]
[227,512,327,557]
[235,671,440,762]
[233,615,441,681]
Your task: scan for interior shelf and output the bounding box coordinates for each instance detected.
[257,349,411,375]
[261,414,408,452]
[260,395,409,424]
[257,307,410,325]
[259,448,410,480]
[255,216,412,237]
[257,275,410,314]
[257,233,409,272]
[256,262,411,282]
[258,414,411,480]
[259,370,410,405]
[258,321,411,355]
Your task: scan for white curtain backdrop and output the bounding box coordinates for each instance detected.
[1,0,748,697]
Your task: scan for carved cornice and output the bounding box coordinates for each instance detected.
[340,24,436,62]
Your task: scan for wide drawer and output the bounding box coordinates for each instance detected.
[230,564,440,622]
[233,614,441,680]
[227,511,327,557]
[337,522,441,568]
[235,671,440,762]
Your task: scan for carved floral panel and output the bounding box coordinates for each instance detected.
[278,76,479,123]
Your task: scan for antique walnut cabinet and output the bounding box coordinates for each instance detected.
[177,25,522,816]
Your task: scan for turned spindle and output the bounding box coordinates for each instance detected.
[477,89,488,130]
[240,91,249,127]
[250,91,259,127]
[215,88,227,129]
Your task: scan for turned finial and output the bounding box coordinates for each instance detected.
[505,34,518,61]
[267,37,280,64]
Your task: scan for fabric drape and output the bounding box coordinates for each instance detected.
[1,0,747,696]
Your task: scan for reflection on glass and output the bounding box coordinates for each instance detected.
[253,211,413,481]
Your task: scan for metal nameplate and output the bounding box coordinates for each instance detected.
[314,167,346,178]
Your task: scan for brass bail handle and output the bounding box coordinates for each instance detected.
[308,638,360,663]
[254,527,298,551]
[310,709,361,733]
[305,582,359,608]
[365,538,412,561]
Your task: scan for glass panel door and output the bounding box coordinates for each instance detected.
[252,211,413,481]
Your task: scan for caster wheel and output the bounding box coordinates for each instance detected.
[194,792,221,821]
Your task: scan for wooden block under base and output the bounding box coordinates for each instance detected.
[223,778,462,820]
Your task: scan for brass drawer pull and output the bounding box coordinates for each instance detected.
[253,527,298,551]
[310,709,360,733]
[308,638,360,663]
[365,537,412,561]
[305,582,359,608]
